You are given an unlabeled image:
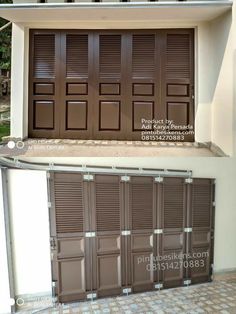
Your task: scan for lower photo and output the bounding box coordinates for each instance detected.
[0,157,236,314]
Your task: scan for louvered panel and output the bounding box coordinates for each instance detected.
[164,184,184,229]
[192,184,211,228]
[96,182,120,232]
[131,183,153,230]
[132,34,155,79]
[54,181,84,233]
[66,34,88,78]
[99,35,121,79]
[166,34,190,80]
[33,34,55,78]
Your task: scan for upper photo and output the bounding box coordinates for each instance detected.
[0,0,234,157]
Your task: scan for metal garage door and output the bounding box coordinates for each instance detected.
[48,172,214,303]
[29,30,194,141]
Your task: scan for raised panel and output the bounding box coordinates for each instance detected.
[58,258,85,295]
[163,233,183,250]
[100,83,120,95]
[162,249,184,282]
[192,231,210,246]
[66,34,88,78]
[190,247,210,278]
[167,102,188,127]
[132,252,153,286]
[97,255,121,290]
[66,101,87,130]
[97,236,120,253]
[58,238,84,258]
[132,234,153,251]
[33,34,55,78]
[99,101,120,130]
[34,83,54,95]
[133,101,153,131]
[67,83,88,95]
[167,84,189,97]
[133,83,154,96]
[34,101,54,129]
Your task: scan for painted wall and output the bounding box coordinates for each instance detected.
[7,170,51,296]
[6,158,236,297]
[0,169,11,314]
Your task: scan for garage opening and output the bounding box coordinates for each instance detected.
[29,29,194,141]
[48,172,214,303]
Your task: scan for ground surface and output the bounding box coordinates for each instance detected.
[17,279,236,313]
[13,140,220,157]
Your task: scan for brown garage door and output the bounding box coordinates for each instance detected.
[29,29,194,141]
[48,172,214,303]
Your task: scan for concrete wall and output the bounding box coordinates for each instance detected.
[0,169,11,314]
[6,158,236,297]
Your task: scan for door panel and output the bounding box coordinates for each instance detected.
[29,30,194,141]
[49,173,214,304]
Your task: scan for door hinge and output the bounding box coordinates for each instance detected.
[185,178,193,184]
[122,230,131,236]
[154,229,163,234]
[121,176,130,182]
[83,174,94,181]
[211,263,214,270]
[50,237,56,250]
[154,283,163,289]
[48,202,52,208]
[46,172,50,179]
[184,227,192,233]
[51,253,54,260]
[122,288,131,294]
[184,279,191,285]
[155,177,163,183]
[87,293,97,300]
[212,201,216,207]
[85,232,96,238]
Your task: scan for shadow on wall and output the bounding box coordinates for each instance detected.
[209,10,232,101]
[233,50,236,156]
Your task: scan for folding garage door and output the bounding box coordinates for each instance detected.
[29,30,194,141]
[48,172,214,303]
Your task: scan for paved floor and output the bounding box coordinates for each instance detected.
[17,279,236,313]
[13,140,221,157]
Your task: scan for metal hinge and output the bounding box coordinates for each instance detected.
[121,176,130,182]
[83,174,94,181]
[48,202,52,208]
[154,283,163,289]
[122,230,131,236]
[212,201,216,207]
[46,172,50,179]
[185,178,193,184]
[154,229,163,234]
[211,263,214,270]
[85,232,96,238]
[184,279,191,285]
[87,293,97,300]
[122,288,131,294]
[51,253,54,260]
[184,227,192,233]
[155,177,164,183]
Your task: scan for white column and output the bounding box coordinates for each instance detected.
[0,169,11,314]
[11,24,28,140]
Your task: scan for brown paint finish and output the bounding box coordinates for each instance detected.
[49,173,214,303]
[29,29,194,141]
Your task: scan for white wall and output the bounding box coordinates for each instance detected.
[8,170,51,296]
[7,158,236,296]
[0,169,11,314]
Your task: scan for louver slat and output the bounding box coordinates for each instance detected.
[192,184,211,228]
[96,182,120,232]
[34,34,55,78]
[131,183,153,230]
[66,34,88,78]
[99,35,121,79]
[164,181,184,229]
[132,34,155,79]
[54,181,84,234]
[166,34,190,80]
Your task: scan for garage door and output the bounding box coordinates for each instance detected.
[48,172,214,303]
[29,29,194,141]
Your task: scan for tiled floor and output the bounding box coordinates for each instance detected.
[18,279,236,314]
